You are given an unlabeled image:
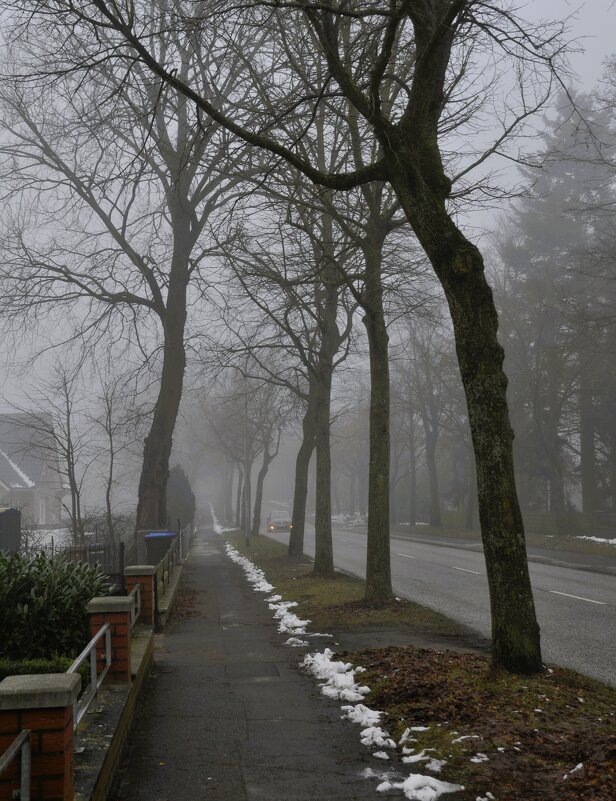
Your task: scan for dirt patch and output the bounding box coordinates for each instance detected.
[347,644,616,801]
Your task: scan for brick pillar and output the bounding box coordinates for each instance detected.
[87,597,132,683]
[0,673,80,801]
[124,565,157,627]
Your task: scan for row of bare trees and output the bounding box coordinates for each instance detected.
[2,0,613,675]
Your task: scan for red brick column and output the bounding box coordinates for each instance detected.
[86,597,132,683]
[0,673,80,801]
[124,566,157,627]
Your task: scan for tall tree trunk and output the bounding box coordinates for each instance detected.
[135,231,189,535]
[235,467,243,529]
[425,429,442,527]
[224,462,234,523]
[251,433,279,537]
[391,162,542,673]
[409,407,417,525]
[289,379,318,557]
[313,366,335,576]
[349,471,356,515]
[362,226,393,601]
[579,359,597,514]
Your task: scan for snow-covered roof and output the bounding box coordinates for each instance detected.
[0,412,62,491]
[0,448,35,489]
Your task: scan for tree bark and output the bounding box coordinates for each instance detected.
[409,415,417,526]
[362,225,393,600]
[312,263,338,576]
[313,364,335,576]
[390,153,542,673]
[289,378,318,557]
[135,206,191,536]
[251,432,279,537]
[235,467,243,530]
[579,359,597,514]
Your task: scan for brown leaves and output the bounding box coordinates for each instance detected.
[345,644,616,801]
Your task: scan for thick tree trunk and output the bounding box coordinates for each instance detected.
[289,381,318,557]
[313,366,335,577]
[391,161,542,673]
[135,215,190,537]
[362,228,393,601]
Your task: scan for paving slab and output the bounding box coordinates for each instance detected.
[112,526,402,801]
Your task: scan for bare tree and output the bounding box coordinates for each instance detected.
[0,13,256,540]
[6,0,579,670]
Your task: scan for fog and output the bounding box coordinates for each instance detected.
[0,1,614,566]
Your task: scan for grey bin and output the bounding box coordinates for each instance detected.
[144,531,176,564]
[0,507,21,553]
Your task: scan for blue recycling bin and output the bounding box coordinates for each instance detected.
[144,531,176,564]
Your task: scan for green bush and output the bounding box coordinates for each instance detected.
[0,552,109,661]
[0,656,88,682]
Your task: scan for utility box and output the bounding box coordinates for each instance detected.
[0,507,21,553]
[144,531,176,564]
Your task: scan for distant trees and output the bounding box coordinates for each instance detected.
[166,466,196,531]
[497,94,616,521]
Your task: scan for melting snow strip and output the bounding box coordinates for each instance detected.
[223,538,466,800]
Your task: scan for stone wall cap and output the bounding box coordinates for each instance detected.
[0,673,81,709]
[124,565,157,576]
[87,595,133,613]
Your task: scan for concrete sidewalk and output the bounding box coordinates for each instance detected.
[112,526,394,801]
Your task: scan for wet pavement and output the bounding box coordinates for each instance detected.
[112,526,395,800]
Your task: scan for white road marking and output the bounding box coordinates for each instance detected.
[452,566,481,575]
[549,590,606,606]
[395,553,416,559]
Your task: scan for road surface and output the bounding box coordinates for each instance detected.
[267,525,616,686]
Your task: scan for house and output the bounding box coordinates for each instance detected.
[0,412,65,526]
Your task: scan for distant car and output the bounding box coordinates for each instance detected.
[267,514,292,532]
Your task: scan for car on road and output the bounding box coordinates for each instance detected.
[267,514,292,532]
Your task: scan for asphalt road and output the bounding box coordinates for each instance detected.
[267,525,616,687]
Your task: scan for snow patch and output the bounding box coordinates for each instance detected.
[576,535,616,546]
[340,703,382,727]
[302,649,370,702]
[382,774,464,800]
[284,637,309,647]
[563,762,584,779]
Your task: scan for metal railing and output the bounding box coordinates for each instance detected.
[0,729,31,801]
[67,624,111,729]
[128,583,142,629]
[155,534,181,599]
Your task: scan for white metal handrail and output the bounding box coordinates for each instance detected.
[128,583,142,629]
[0,729,31,801]
[67,624,111,729]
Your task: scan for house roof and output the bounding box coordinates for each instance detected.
[0,448,35,489]
[0,412,61,490]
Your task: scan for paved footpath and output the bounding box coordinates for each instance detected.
[113,526,395,801]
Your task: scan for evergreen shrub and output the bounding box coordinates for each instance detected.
[0,551,108,660]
